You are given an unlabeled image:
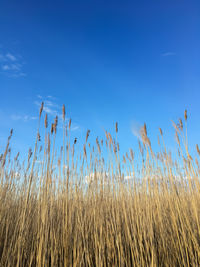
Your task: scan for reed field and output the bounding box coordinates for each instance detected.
[1,103,200,266]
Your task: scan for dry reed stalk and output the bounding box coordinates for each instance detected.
[0,109,200,266]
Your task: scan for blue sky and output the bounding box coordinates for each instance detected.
[0,0,200,160]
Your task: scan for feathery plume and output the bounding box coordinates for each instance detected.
[83,144,87,157]
[86,130,90,143]
[196,144,200,156]
[45,114,48,128]
[130,148,134,161]
[69,118,71,130]
[62,104,66,121]
[184,109,187,121]
[51,123,54,134]
[39,102,44,118]
[144,123,147,136]
[37,133,41,142]
[178,118,183,131]
[54,116,58,134]
[115,122,118,133]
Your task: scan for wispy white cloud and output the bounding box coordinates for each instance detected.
[10,72,26,78]
[85,172,134,185]
[45,100,59,109]
[2,63,22,71]
[11,63,21,70]
[71,125,79,131]
[14,172,20,178]
[11,114,37,122]
[131,120,143,140]
[0,52,17,62]
[124,173,134,180]
[0,54,4,61]
[0,50,26,77]
[161,52,176,57]
[6,53,16,61]
[2,65,10,70]
[85,172,109,184]
[47,95,56,100]
[43,106,57,116]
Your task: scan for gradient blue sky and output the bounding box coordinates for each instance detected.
[0,0,200,158]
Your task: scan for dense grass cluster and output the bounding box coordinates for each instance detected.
[1,104,200,266]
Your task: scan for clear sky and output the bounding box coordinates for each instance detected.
[0,0,200,159]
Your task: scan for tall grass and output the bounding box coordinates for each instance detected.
[0,105,200,266]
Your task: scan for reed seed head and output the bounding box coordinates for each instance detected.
[178,118,183,131]
[172,121,180,133]
[62,104,66,121]
[37,133,41,142]
[86,130,90,143]
[140,124,151,147]
[39,102,44,118]
[188,154,193,161]
[28,148,32,161]
[51,123,54,134]
[184,109,188,121]
[15,152,20,161]
[83,144,87,157]
[130,148,134,161]
[54,116,58,128]
[54,116,58,134]
[115,122,118,133]
[8,129,13,141]
[144,123,147,136]
[175,131,180,146]
[123,155,126,164]
[69,118,71,130]
[196,144,200,156]
[45,114,48,128]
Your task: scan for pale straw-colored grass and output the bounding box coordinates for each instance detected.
[0,105,200,266]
